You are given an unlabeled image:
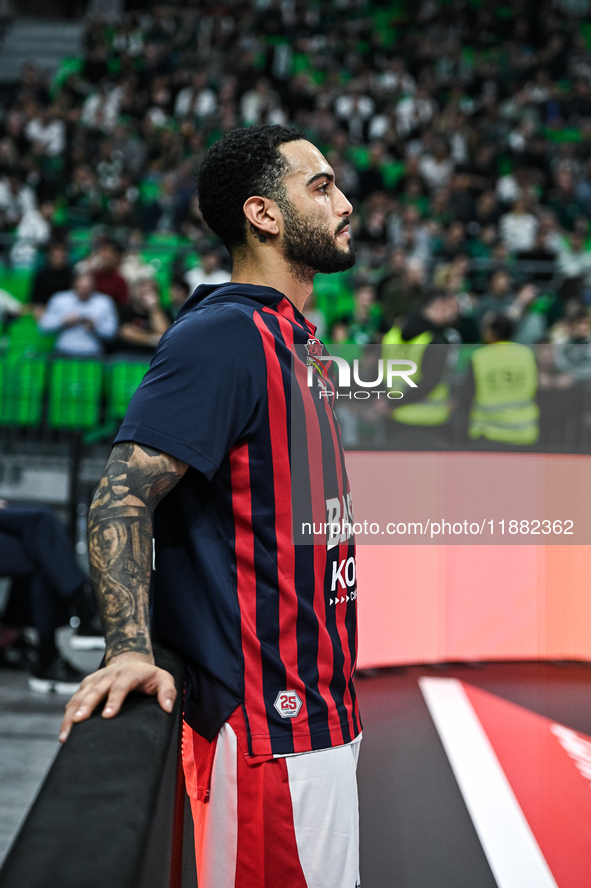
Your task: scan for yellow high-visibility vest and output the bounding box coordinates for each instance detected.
[382,326,451,426]
[469,341,539,445]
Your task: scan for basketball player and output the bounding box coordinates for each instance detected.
[60,124,361,888]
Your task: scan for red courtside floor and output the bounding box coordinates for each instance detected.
[356,660,591,888]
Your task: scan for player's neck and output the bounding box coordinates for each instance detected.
[231,252,313,314]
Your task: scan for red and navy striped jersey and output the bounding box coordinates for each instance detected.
[115,282,361,757]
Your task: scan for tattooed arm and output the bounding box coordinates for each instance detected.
[59,442,188,742]
[88,441,186,661]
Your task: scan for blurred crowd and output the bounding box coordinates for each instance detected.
[1,0,591,349]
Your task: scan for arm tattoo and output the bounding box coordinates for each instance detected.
[88,442,187,663]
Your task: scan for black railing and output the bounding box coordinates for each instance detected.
[0,642,197,888]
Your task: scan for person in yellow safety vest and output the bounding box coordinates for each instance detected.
[382,290,459,437]
[467,313,539,446]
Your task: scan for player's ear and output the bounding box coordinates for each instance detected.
[243,196,280,240]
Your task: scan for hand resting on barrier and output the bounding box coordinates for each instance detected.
[59,651,177,742]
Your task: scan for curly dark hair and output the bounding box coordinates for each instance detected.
[197,124,306,253]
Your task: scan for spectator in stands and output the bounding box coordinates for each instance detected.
[556,231,591,301]
[447,173,475,225]
[112,278,172,356]
[575,157,591,216]
[357,205,390,254]
[518,228,557,285]
[434,253,471,297]
[119,233,156,289]
[240,78,285,126]
[419,136,455,192]
[24,104,66,157]
[81,42,109,86]
[101,192,144,238]
[565,309,591,346]
[0,502,102,693]
[81,81,124,134]
[185,247,229,292]
[169,276,190,319]
[349,283,382,345]
[38,270,118,355]
[63,164,102,228]
[357,143,387,196]
[547,168,586,232]
[472,191,502,232]
[143,172,177,232]
[327,318,352,345]
[30,241,73,311]
[499,197,539,255]
[474,270,509,323]
[10,199,55,267]
[398,175,429,217]
[395,85,436,138]
[335,84,375,144]
[0,173,36,228]
[174,71,217,121]
[496,165,531,207]
[434,221,468,261]
[82,239,129,305]
[377,252,425,330]
[390,204,431,261]
[376,248,407,313]
[477,270,538,330]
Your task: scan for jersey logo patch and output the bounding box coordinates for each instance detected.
[274,690,303,719]
[305,337,323,362]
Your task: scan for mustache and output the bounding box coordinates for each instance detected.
[335,219,350,234]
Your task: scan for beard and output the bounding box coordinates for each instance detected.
[278,196,356,279]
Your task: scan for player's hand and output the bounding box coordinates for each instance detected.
[59,652,177,744]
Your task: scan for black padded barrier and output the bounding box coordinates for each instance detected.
[0,642,197,888]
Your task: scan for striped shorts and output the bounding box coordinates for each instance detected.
[182,718,361,888]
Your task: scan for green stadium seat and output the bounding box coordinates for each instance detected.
[107,360,150,421]
[48,360,104,431]
[0,267,36,303]
[145,233,188,248]
[6,316,56,357]
[0,356,47,427]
